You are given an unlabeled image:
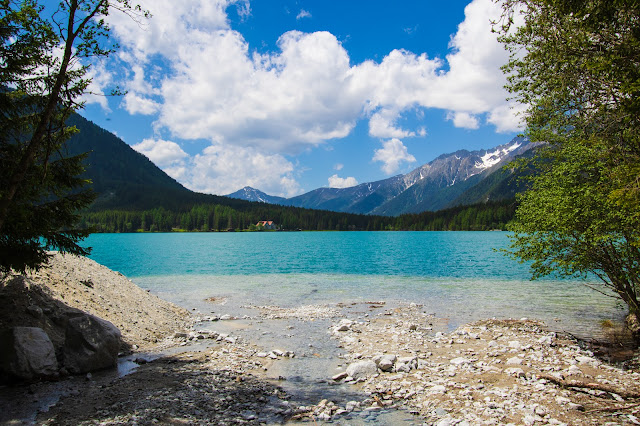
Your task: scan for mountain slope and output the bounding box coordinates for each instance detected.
[65,114,249,211]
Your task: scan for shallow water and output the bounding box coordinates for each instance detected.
[84,231,624,338]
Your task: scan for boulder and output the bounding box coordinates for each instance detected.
[0,327,58,382]
[63,314,121,374]
[373,354,397,372]
[346,360,377,380]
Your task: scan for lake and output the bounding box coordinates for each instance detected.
[83,231,622,337]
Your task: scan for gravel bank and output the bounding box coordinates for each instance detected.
[328,304,640,425]
[2,255,639,425]
[24,253,191,351]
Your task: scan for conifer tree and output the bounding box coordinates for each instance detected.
[0,0,148,273]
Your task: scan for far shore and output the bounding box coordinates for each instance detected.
[1,253,639,425]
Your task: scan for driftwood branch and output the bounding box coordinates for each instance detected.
[586,401,640,413]
[540,374,640,400]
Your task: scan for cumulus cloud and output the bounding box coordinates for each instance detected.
[368,108,416,139]
[123,93,161,115]
[446,111,480,129]
[131,138,189,180]
[187,144,301,197]
[372,138,416,175]
[132,138,188,166]
[328,174,358,189]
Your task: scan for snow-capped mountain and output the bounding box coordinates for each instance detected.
[225,186,287,204]
[226,137,534,215]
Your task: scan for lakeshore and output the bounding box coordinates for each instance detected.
[1,254,639,425]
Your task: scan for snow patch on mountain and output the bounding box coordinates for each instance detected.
[475,141,522,171]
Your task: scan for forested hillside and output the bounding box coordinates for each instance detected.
[80,199,516,232]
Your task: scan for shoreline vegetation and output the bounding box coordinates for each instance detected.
[79,199,517,233]
[1,254,639,425]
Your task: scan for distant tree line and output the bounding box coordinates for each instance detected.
[79,199,516,233]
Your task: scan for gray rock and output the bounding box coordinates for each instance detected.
[26,305,44,319]
[504,367,525,378]
[63,314,121,374]
[334,319,354,332]
[395,356,418,372]
[0,327,58,381]
[506,356,523,365]
[332,371,348,381]
[374,354,397,372]
[346,360,377,380]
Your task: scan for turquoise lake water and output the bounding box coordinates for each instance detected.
[83,231,623,337]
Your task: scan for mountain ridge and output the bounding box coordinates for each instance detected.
[226,137,533,216]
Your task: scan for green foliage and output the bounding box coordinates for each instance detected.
[0,0,147,273]
[497,0,640,316]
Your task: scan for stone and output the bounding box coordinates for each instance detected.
[63,314,121,374]
[538,335,554,346]
[395,356,418,373]
[345,401,360,412]
[504,367,526,378]
[566,365,582,376]
[334,319,354,332]
[346,360,378,380]
[508,340,522,350]
[428,384,447,394]
[332,372,348,381]
[374,354,397,372]
[450,357,470,366]
[575,356,597,366]
[0,327,58,381]
[26,305,44,319]
[506,356,523,365]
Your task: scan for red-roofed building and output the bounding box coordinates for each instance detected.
[256,220,277,230]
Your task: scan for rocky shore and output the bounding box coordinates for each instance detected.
[1,254,639,425]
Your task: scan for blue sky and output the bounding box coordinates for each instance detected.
[79,0,523,197]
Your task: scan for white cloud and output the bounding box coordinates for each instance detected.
[132,138,302,197]
[368,108,416,139]
[107,0,521,153]
[487,103,528,133]
[186,144,301,197]
[334,163,344,171]
[132,138,188,167]
[156,30,361,152]
[296,9,311,20]
[446,111,480,129]
[123,93,161,115]
[328,174,358,189]
[372,138,416,175]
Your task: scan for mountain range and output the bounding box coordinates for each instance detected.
[227,137,534,216]
[65,113,532,218]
